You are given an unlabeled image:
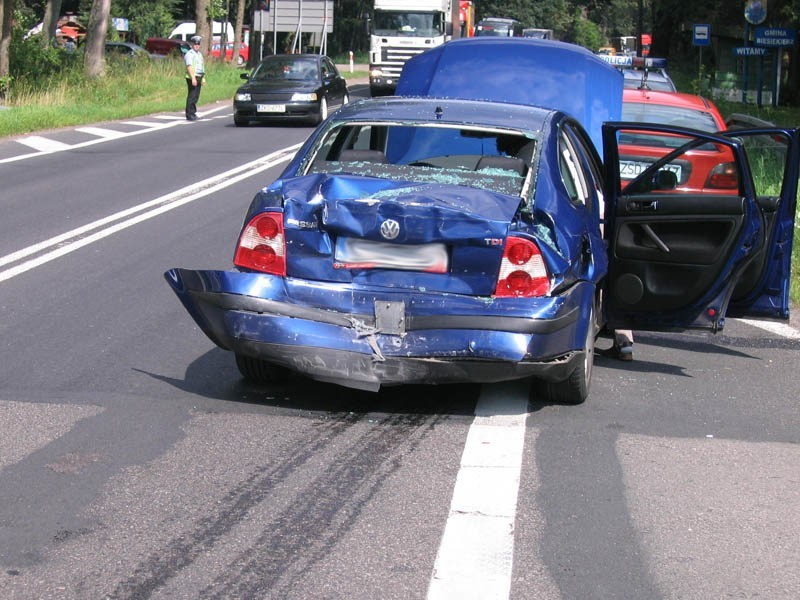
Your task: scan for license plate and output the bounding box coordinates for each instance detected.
[334,238,448,273]
[619,160,681,181]
[256,104,286,113]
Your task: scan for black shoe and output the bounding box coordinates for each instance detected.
[598,343,634,361]
[615,343,633,361]
[186,115,197,121]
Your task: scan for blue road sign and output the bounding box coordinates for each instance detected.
[693,24,711,46]
[754,28,797,47]
[734,46,769,57]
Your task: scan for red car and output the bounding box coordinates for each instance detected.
[211,42,249,66]
[619,88,737,193]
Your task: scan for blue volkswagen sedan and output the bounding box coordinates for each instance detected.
[166,39,798,404]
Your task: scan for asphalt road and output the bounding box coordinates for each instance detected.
[0,87,798,599]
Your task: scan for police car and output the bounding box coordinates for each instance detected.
[598,54,677,92]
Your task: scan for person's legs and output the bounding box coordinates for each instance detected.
[185,78,201,120]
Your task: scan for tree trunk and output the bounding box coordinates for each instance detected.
[195,0,211,55]
[0,0,13,88]
[233,0,245,65]
[84,0,111,79]
[42,0,64,48]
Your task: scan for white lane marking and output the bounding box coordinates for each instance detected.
[737,318,800,339]
[75,126,127,138]
[428,383,529,600]
[15,136,71,152]
[0,143,301,283]
[120,121,165,128]
[2,104,232,165]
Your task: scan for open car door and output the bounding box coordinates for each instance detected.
[602,123,799,332]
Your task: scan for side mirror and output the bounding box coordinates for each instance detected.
[240,72,250,80]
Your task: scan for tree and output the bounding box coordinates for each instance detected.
[570,7,604,51]
[0,0,13,90]
[83,0,110,78]
[41,0,63,47]
[194,0,210,54]
[232,0,243,64]
[115,0,180,42]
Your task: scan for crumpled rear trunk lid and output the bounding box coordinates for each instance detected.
[278,173,522,296]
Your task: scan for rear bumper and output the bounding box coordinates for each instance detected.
[165,269,593,391]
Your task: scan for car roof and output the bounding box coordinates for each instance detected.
[333,97,555,133]
[479,17,520,24]
[260,54,323,61]
[622,69,675,91]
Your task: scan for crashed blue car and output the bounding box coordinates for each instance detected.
[166,38,798,403]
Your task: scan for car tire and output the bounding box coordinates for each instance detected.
[533,304,596,405]
[235,353,289,383]
[234,114,248,127]
[316,97,328,124]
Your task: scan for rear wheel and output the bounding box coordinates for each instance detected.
[533,305,596,405]
[235,353,289,384]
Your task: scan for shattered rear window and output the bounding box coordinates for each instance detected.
[305,122,537,198]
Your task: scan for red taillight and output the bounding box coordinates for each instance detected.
[234,213,286,275]
[705,162,738,190]
[494,236,550,297]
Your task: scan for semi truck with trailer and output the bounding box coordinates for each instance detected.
[368,0,452,96]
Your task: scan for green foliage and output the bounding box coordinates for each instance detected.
[112,0,179,41]
[129,3,178,41]
[0,58,245,137]
[9,19,81,88]
[570,8,604,51]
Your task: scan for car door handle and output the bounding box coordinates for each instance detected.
[640,224,670,253]
[628,200,658,211]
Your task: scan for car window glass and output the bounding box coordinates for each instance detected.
[558,130,589,205]
[564,123,604,216]
[622,131,740,195]
[307,123,530,197]
[737,131,791,199]
[622,102,719,133]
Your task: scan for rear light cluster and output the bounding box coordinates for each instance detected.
[234,212,286,275]
[494,236,550,297]
[705,162,738,190]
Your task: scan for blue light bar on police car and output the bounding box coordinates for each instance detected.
[596,54,668,69]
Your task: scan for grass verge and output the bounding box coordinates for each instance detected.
[0,58,367,138]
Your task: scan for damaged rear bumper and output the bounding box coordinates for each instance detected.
[165,268,592,391]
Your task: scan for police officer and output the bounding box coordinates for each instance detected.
[184,35,205,121]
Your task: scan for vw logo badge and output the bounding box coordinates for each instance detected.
[380,219,400,240]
